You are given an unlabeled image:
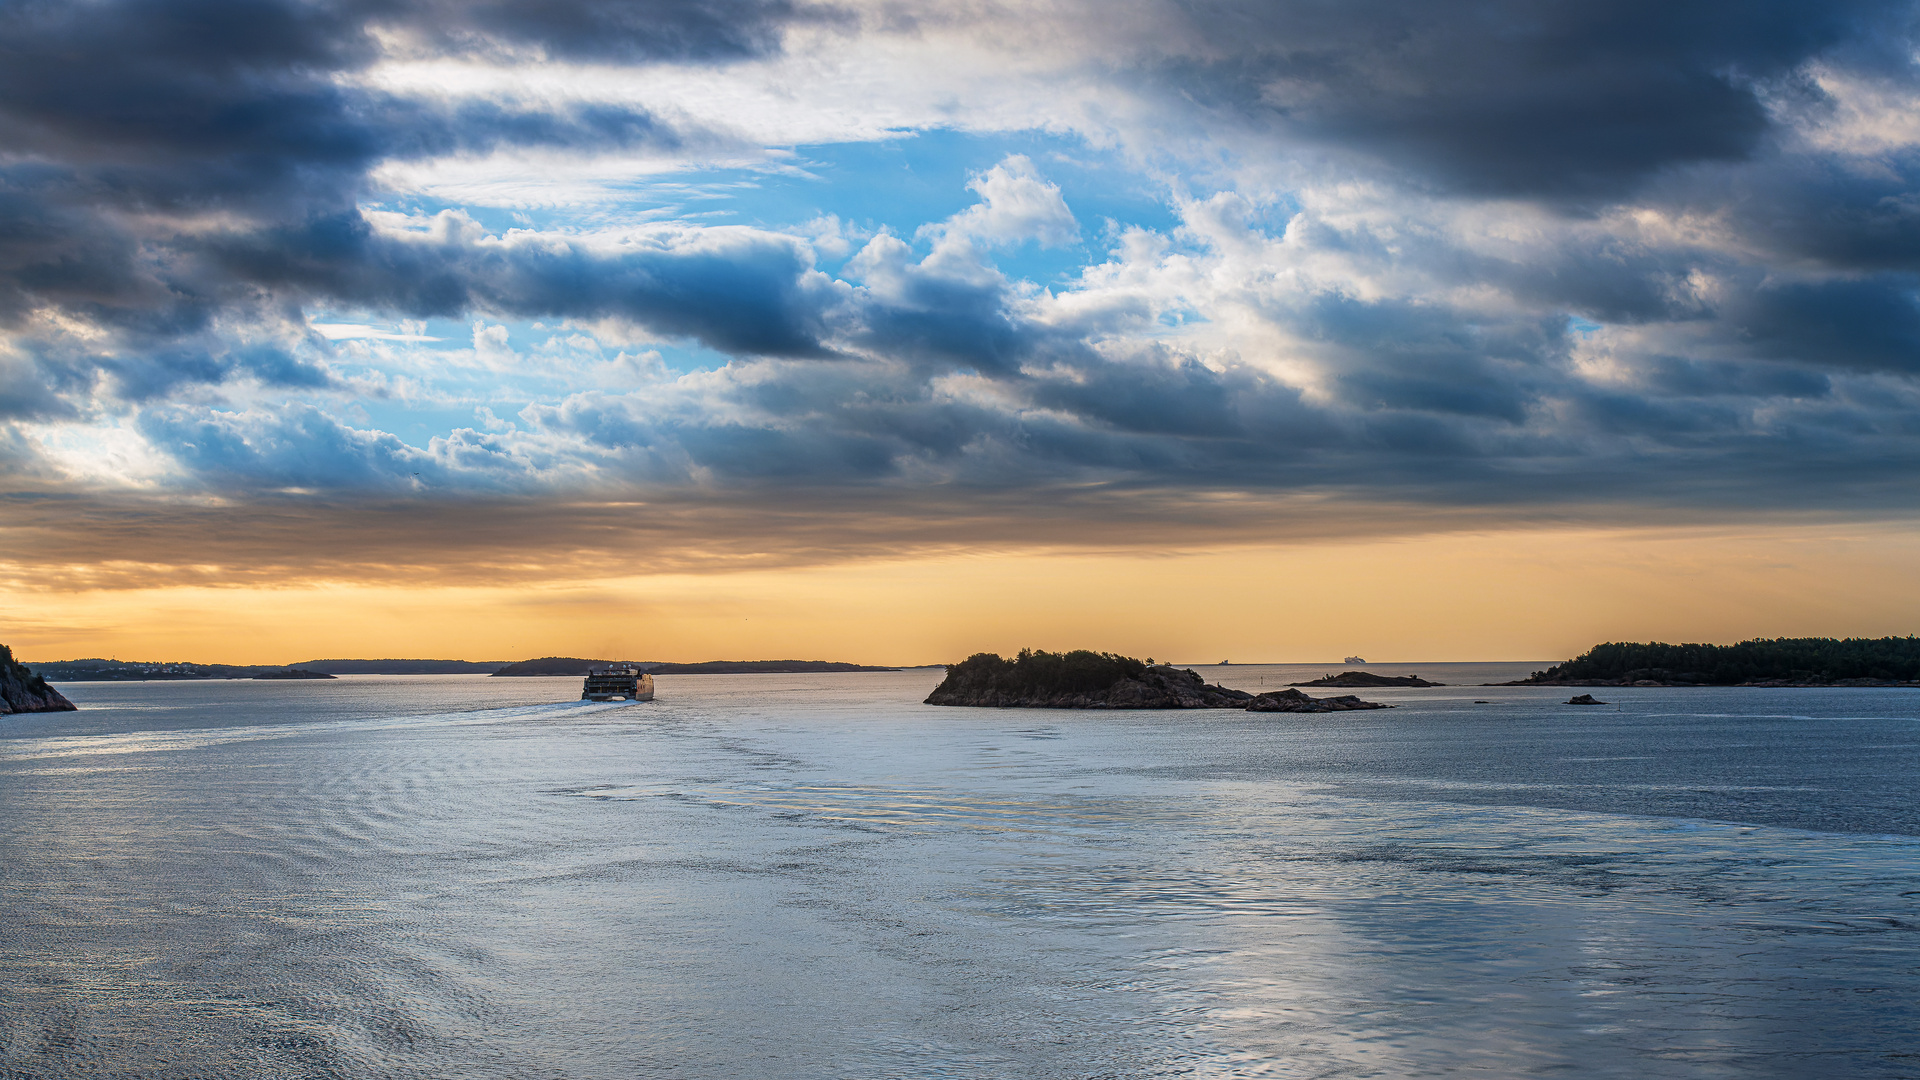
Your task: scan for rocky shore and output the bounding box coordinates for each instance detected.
[924,651,1389,712]
[1,645,76,714]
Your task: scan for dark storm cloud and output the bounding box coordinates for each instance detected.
[1606,137,1920,277]
[1720,277,1920,374]
[0,0,802,375]
[1630,356,1832,400]
[1288,295,1566,422]
[388,0,809,61]
[204,213,845,357]
[1147,0,1908,198]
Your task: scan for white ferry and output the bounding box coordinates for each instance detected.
[581,666,654,702]
[1344,655,1366,665]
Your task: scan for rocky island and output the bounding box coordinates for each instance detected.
[925,650,1389,711]
[1291,670,1442,688]
[1,645,76,714]
[1505,636,1920,687]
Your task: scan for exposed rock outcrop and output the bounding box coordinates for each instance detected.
[1566,693,1608,705]
[0,644,77,714]
[1291,670,1440,688]
[1247,688,1393,712]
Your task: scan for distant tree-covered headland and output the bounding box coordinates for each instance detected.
[1511,636,1920,687]
[34,659,338,680]
[30,655,902,681]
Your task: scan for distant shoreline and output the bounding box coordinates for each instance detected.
[29,657,913,681]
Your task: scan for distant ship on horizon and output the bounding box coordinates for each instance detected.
[1344,656,1366,665]
[582,666,654,702]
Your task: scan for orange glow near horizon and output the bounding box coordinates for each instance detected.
[6,521,1920,667]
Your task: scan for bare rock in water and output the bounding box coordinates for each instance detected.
[0,644,77,714]
[1566,693,1609,705]
[1246,688,1392,712]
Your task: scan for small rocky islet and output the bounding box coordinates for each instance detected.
[924,650,1390,712]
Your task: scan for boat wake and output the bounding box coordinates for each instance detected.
[0,697,647,760]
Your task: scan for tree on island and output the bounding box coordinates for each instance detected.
[938,649,1149,697]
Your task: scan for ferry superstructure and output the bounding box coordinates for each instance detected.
[582,666,654,702]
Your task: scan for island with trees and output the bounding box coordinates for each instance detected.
[925,649,1389,711]
[1507,636,1920,686]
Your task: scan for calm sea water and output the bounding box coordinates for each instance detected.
[1,665,1916,1078]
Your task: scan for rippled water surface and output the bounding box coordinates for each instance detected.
[2,666,1916,1078]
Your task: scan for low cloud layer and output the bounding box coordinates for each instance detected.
[5,0,1920,584]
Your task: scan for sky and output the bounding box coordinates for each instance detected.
[5,0,1920,664]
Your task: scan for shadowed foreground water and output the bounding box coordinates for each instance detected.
[1,666,1916,1078]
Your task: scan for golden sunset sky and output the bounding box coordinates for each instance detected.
[11,519,1917,665]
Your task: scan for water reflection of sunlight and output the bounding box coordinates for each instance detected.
[556,781,1195,833]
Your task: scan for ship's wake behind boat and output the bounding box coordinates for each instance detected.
[582,667,654,702]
